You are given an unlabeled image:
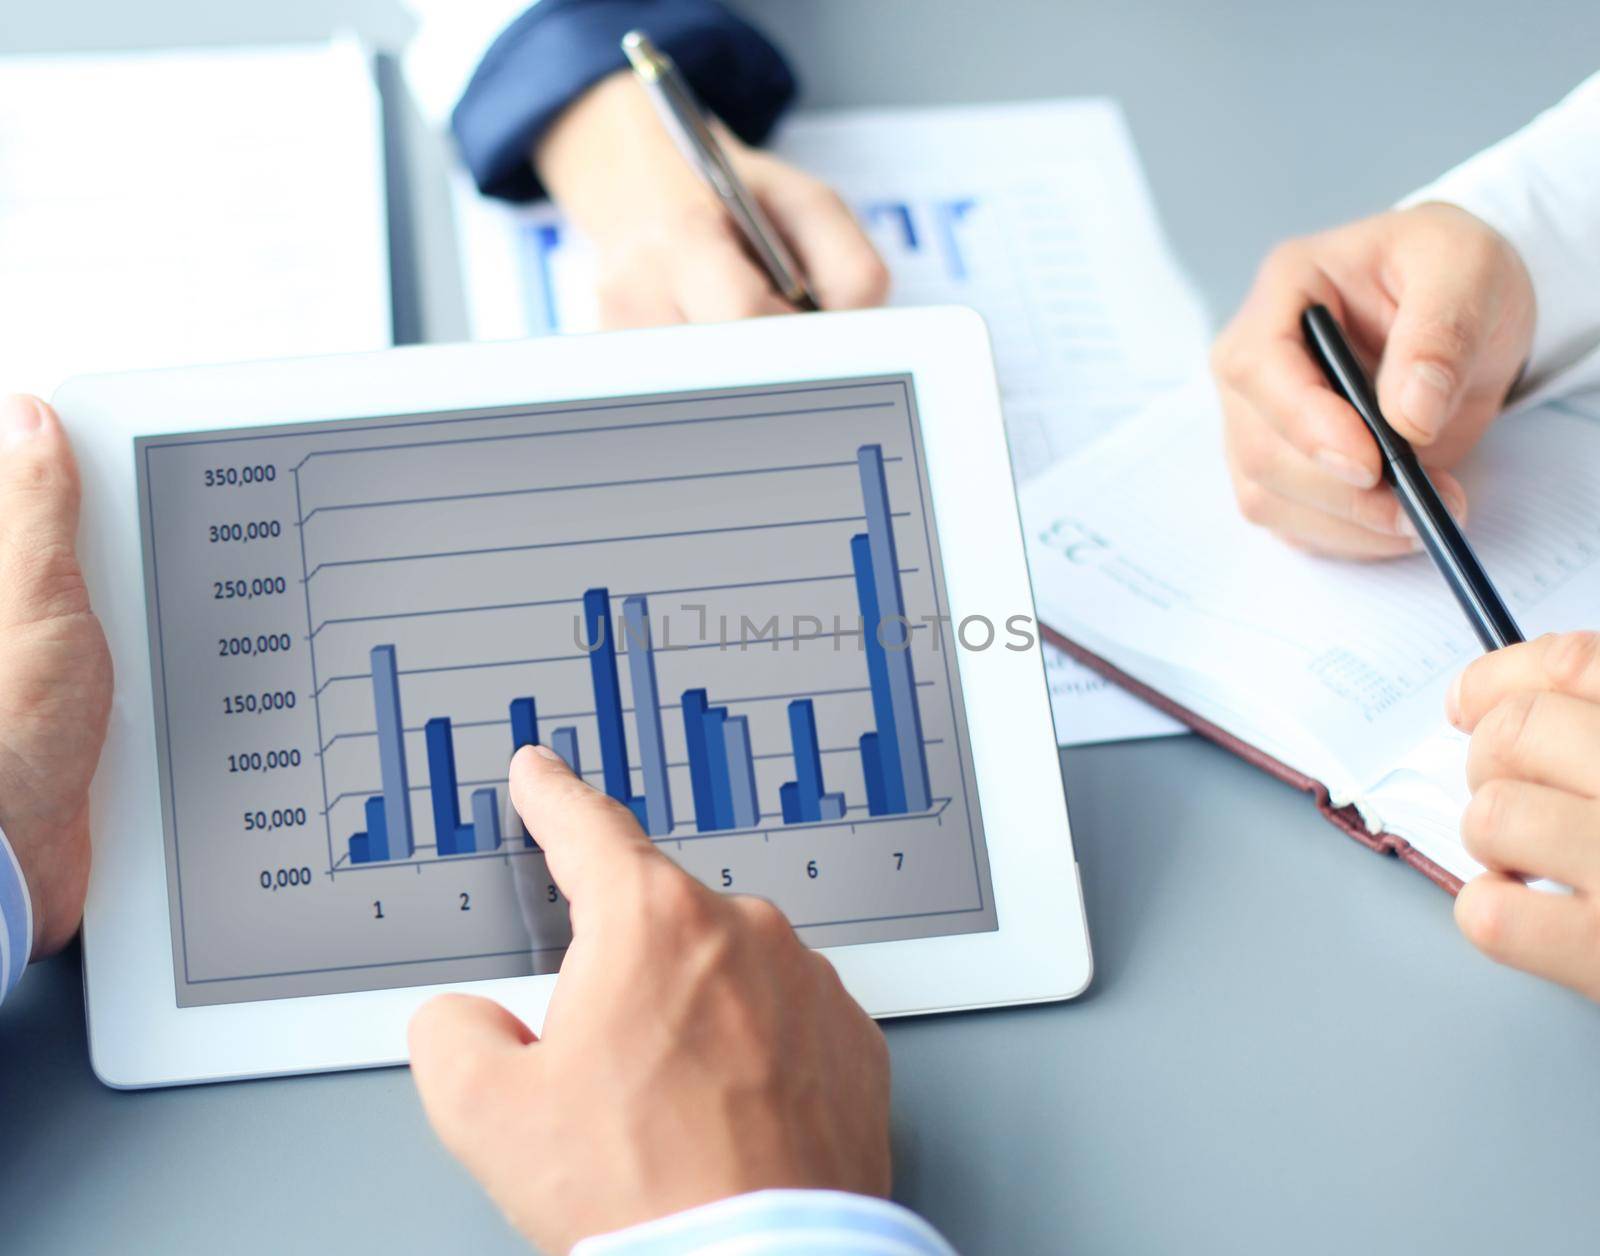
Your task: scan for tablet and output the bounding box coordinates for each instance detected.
[63,306,1091,1088]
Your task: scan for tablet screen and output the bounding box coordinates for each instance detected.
[135,376,999,1006]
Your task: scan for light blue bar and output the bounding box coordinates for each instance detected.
[704,707,735,830]
[723,715,759,829]
[856,446,932,812]
[370,645,415,858]
[819,793,846,822]
[622,596,673,836]
[551,727,581,775]
[471,788,502,851]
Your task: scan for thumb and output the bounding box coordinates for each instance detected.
[409,993,537,1126]
[0,395,87,627]
[1373,247,1499,449]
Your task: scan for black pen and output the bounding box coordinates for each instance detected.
[1301,303,1523,651]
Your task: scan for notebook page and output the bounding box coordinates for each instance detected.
[449,99,1207,745]
[0,40,391,400]
[1020,383,1600,806]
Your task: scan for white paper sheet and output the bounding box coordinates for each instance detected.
[449,98,1204,745]
[1020,382,1600,870]
[0,40,392,401]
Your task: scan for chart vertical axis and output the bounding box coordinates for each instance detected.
[292,466,338,879]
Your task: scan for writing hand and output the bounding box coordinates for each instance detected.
[1212,204,1534,557]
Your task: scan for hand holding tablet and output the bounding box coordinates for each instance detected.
[62,307,1089,1086]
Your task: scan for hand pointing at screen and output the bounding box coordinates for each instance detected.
[408,744,929,1256]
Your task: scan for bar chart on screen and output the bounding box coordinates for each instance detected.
[137,377,997,1005]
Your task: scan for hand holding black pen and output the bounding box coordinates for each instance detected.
[1301,304,1523,651]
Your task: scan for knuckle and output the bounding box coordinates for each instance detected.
[1543,631,1600,696]
[1461,779,1514,862]
[3,535,91,620]
[3,448,79,503]
[1260,238,1311,283]
[649,866,715,933]
[1455,881,1512,958]
[840,252,892,308]
[1479,692,1541,767]
[1405,314,1476,376]
[1209,332,1245,385]
[734,894,794,943]
[1226,418,1275,482]
[1232,477,1276,527]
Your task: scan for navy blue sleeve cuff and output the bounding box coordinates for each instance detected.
[452,0,798,203]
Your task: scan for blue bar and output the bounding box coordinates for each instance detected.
[866,200,919,250]
[851,533,906,813]
[627,798,651,829]
[507,698,538,845]
[704,706,735,830]
[680,689,717,833]
[510,697,539,751]
[622,595,673,836]
[551,726,581,776]
[859,732,888,816]
[370,645,415,858]
[787,699,825,823]
[520,221,564,334]
[723,715,759,829]
[364,796,390,862]
[935,197,976,280]
[348,833,371,864]
[857,446,932,812]
[583,588,633,804]
[425,717,463,857]
[819,793,846,822]
[472,788,502,851]
[780,781,800,825]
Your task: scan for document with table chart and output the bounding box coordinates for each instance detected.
[0,39,391,400]
[1021,381,1600,884]
[449,99,1210,745]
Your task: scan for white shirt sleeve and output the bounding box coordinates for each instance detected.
[1403,70,1600,401]
[571,1190,961,1256]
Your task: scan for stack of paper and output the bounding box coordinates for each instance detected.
[0,39,391,401]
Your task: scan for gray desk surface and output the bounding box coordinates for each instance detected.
[3,3,1598,1253]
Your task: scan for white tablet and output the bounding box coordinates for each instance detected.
[62,306,1090,1088]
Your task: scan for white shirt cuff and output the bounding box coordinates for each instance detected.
[0,820,35,1004]
[1401,70,1600,402]
[571,1190,960,1256]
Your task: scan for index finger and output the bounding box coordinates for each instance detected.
[1449,632,1600,732]
[1215,262,1382,490]
[508,745,663,911]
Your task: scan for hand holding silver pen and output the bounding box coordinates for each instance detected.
[622,30,822,310]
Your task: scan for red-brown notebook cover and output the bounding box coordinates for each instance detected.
[1040,624,1463,895]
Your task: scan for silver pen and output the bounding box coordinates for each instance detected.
[621,29,820,311]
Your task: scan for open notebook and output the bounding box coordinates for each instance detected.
[1019,381,1600,889]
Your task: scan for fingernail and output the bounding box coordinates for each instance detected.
[1398,364,1453,440]
[1315,448,1378,489]
[530,744,563,764]
[2,395,44,450]
[1446,671,1465,728]
[1394,510,1418,540]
